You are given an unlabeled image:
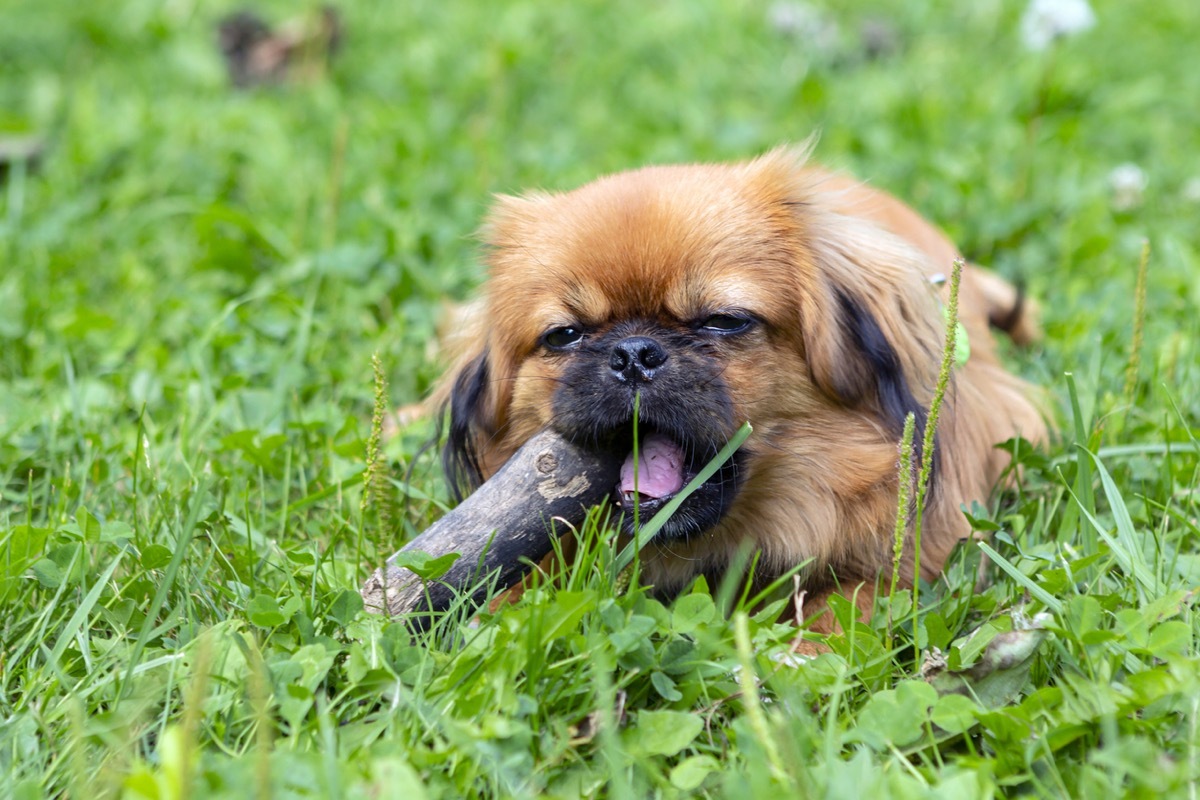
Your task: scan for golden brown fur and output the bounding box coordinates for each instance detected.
[436,146,1048,626]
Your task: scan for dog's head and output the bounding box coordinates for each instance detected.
[441,148,945,545]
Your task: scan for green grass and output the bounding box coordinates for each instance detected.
[3,0,1200,797]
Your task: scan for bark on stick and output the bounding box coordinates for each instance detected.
[361,429,620,623]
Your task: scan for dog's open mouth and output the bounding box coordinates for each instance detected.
[608,427,749,541]
[556,415,744,540]
[615,432,693,513]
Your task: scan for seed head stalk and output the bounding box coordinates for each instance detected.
[909,259,963,661]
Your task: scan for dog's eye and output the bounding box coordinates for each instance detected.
[700,314,754,334]
[542,326,584,349]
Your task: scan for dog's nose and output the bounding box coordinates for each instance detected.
[609,336,668,383]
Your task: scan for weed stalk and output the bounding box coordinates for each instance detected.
[887,411,917,651]
[909,258,963,664]
[1122,239,1151,412]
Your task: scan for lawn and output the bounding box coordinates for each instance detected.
[2,0,1199,797]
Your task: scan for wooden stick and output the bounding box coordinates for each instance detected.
[361,428,621,624]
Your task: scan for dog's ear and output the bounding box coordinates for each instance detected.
[436,194,549,501]
[741,149,949,439]
[437,330,526,501]
[439,348,493,501]
[787,196,945,441]
[795,198,946,438]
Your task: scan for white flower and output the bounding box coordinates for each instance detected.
[1109,163,1148,212]
[1020,0,1096,51]
[770,649,813,668]
[1182,177,1200,204]
[767,2,840,53]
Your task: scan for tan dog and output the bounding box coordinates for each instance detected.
[435,147,1047,628]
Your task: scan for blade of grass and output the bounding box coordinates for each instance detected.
[1061,372,1097,554]
[1090,450,1158,593]
[734,611,789,785]
[976,540,1063,613]
[1063,464,1159,605]
[116,476,213,706]
[47,549,126,669]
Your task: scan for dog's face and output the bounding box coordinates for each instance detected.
[442,149,969,591]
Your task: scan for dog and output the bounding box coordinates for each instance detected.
[433,146,1048,630]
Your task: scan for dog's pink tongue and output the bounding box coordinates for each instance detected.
[620,434,685,499]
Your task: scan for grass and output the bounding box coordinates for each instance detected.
[2,0,1200,796]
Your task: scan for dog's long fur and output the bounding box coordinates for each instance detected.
[435,147,1048,623]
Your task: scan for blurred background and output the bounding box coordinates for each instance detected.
[3,0,1197,431]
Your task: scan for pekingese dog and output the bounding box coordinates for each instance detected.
[435,146,1047,627]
